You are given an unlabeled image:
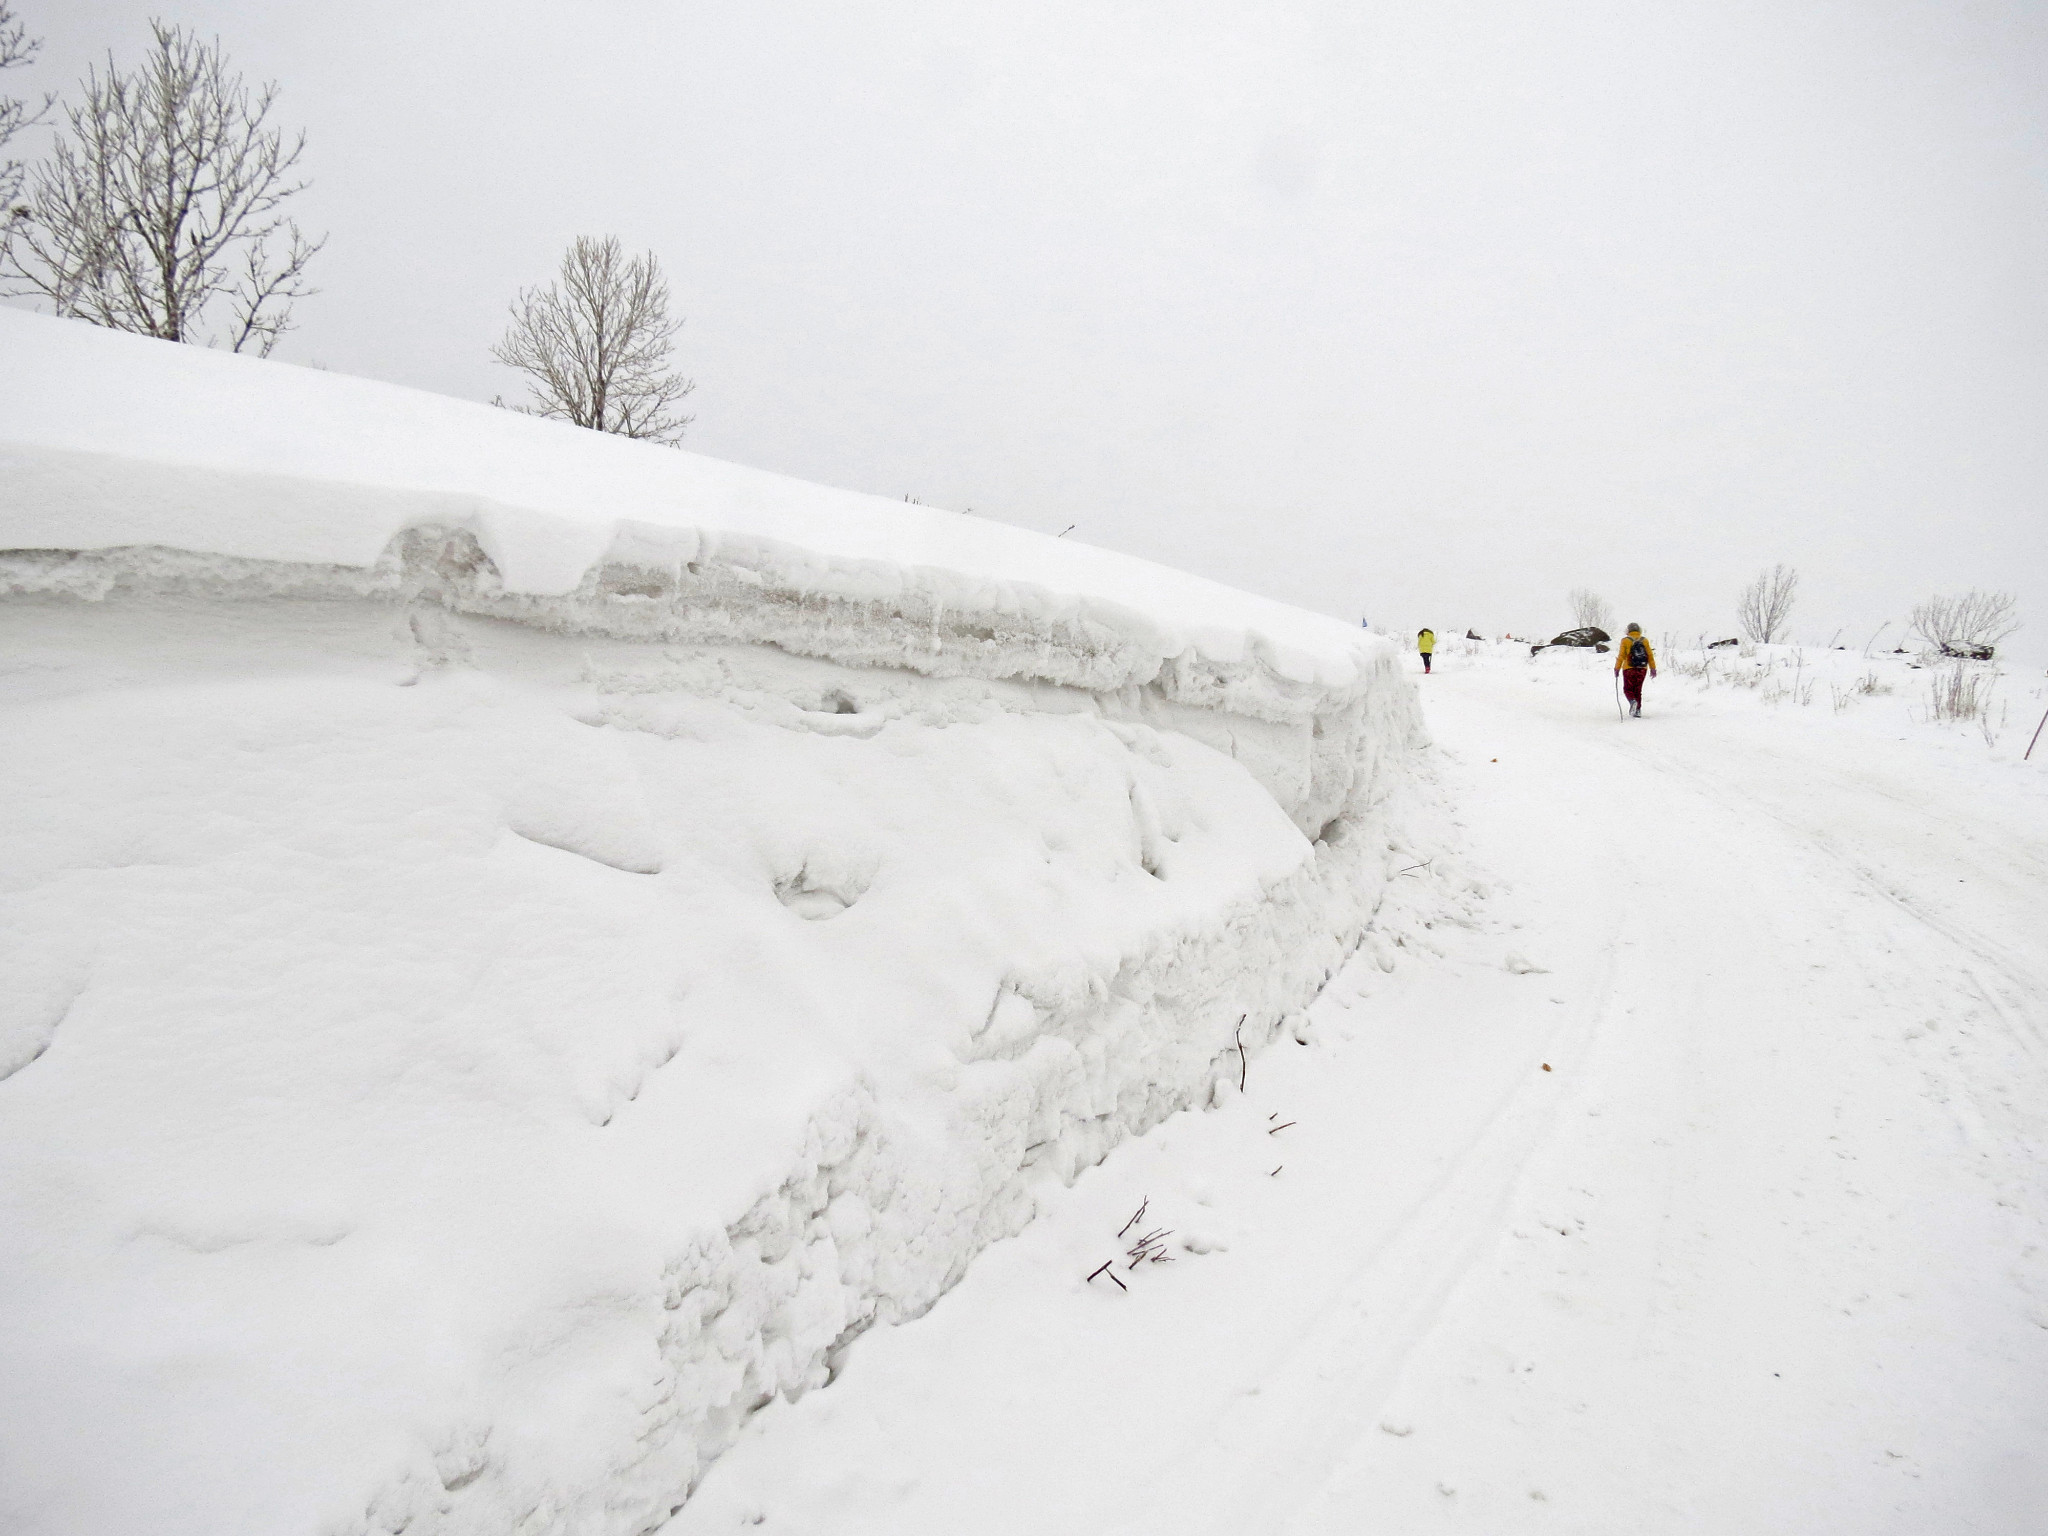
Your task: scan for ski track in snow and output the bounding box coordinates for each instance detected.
[669,646,2048,1536]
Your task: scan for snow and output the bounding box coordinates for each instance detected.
[666,639,2048,1535]
[0,314,1426,1536]
[0,309,1371,691]
[4,310,2042,1535]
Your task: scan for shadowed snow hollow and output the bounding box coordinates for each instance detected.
[0,312,1429,1536]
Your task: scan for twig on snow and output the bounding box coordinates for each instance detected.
[1086,1260,1127,1292]
[1268,1121,1297,1135]
[1236,1014,1248,1092]
[1126,1227,1175,1268]
[1117,1198,1150,1240]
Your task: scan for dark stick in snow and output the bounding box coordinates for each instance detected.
[1117,1198,1149,1240]
[1127,1231,1175,1268]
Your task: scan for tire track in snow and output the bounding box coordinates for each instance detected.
[1239,670,2047,1533]
[1126,716,1639,1536]
[1635,746,2044,1060]
[1280,665,2048,1533]
[1141,941,1620,1536]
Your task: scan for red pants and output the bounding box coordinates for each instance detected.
[1621,667,1647,706]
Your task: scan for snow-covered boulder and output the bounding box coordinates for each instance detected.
[0,311,1427,1536]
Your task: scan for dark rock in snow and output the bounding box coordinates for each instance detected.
[1709,637,1740,649]
[1531,626,1610,655]
[1939,641,1995,661]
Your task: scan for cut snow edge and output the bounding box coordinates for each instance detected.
[0,309,1387,697]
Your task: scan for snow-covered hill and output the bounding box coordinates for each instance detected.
[0,312,1429,1536]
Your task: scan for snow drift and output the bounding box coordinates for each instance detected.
[0,311,1428,1536]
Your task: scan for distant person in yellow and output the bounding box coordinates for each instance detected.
[1417,628,1435,673]
[1615,623,1657,717]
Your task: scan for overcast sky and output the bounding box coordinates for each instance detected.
[9,0,2045,655]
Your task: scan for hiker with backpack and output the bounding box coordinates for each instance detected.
[1615,624,1656,717]
[1418,628,1435,673]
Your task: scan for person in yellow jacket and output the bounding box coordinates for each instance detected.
[1614,623,1656,717]
[1417,628,1436,673]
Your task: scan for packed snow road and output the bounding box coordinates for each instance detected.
[672,645,2048,1535]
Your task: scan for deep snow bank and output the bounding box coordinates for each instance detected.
[0,312,1428,1536]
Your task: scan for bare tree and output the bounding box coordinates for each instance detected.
[1568,588,1613,633]
[1737,563,1799,644]
[1910,590,2019,656]
[492,235,695,444]
[0,2,53,220]
[2,21,322,355]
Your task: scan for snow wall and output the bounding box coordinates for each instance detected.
[0,312,1430,1536]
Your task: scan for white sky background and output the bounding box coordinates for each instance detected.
[8,0,2045,656]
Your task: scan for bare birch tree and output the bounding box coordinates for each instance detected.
[1568,588,1613,633]
[2,21,322,355]
[492,235,695,444]
[1737,563,1799,644]
[0,2,53,220]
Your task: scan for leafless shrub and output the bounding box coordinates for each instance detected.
[1568,588,1612,633]
[1855,670,1890,696]
[1927,663,1995,724]
[1761,663,1810,708]
[1737,564,1799,644]
[1982,700,2006,749]
[493,234,695,444]
[1909,591,2019,657]
[1762,667,1813,707]
[2,21,322,354]
[1789,650,1816,706]
[0,2,53,220]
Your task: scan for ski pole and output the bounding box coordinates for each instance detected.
[2027,702,2048,761]
[1614,670,1624,721]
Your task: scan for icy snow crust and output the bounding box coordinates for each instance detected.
[0,314,1425,1535]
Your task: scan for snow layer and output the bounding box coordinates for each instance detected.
[0,314,1426,1536]
[0,308,1373,692]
